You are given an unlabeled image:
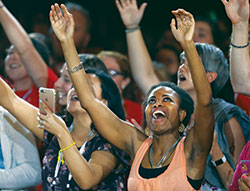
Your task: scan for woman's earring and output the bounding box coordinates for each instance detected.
[178,123,185,133]
[121,85,126,90]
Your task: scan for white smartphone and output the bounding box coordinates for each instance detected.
[39,87,56,115]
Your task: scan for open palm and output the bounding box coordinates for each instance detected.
[171,9,195,44]
[49,3,74,42]
[221,0,249,24]
[115,0,147,28]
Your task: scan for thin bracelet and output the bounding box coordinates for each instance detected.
[67,62,83,74]
[58,142,76,164]
[125,26,140,33]
[0,5,4,9]
[230,41,249,48]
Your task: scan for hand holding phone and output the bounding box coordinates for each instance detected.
[39,87,56,115]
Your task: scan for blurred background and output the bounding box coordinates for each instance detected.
[0,0,231,58]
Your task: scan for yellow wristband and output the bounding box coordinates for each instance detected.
[58,142,76,164]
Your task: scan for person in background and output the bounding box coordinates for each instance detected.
[116,0,250,190]
[57,1,215,189]
[0,53,130,190]
[154,45,180,84]
[222,0,250,116]
[54,53,108,126]
[0,106,41,190]
[97,50,143,125]
[222,0,250,190]
[0,0,58,108]
[49,1,91,76]
[193,16,235,104]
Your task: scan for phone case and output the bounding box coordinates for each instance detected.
[240,160,250,173]
[39,87,56,114]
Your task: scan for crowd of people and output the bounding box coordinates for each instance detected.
[0,0,250,190]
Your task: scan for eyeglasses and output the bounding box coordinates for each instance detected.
[108,69,124,77]
[5,47,16,55]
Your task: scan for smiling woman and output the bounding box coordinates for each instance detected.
[52,1,215,190]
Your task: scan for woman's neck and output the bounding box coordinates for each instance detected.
[13,77,33,91]
[149,132,180,168]
[152,132,179,156]
[70,113,92,147]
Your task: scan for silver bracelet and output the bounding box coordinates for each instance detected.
[125,26,140,33]
[66,62,83,74]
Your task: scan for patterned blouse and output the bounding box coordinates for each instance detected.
[42,129,130,191]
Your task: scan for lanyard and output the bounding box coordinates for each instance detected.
[52,130,95,188]
[22,88,32,100]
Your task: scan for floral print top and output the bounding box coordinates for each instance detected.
[42,129,130,191]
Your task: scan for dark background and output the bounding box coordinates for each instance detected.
[1,0,232,55]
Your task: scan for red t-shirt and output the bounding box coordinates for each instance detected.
[235,93,250,117]
[123,99,143,126]
[14,67,58,108]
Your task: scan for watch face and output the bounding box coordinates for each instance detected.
[215,159,223,166]
[211,156,226,167]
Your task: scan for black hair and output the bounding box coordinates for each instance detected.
[65,2,91,33]
[156,44,181,63]
[142,81,194,128]
[79,53,108,75]
[195,16,221,47]
[85,68,125,121]
[29,35,50,66]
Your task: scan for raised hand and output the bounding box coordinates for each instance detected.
[49,3,74,42]
[170,9,195,45]
[115,0,147,28]
[38,101,69,137]
[221,0,249,24]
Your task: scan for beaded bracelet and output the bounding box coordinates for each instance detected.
[230,41,249,49]
[125,26,140,33]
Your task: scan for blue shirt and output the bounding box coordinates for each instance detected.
[0,143,4,169]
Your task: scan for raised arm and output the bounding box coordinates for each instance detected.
[116,0,159,94]
[222,0,250,96]
[171,9,214,176]
[0,1,48,88]
[49,3,144,156]
[0,78,44,140]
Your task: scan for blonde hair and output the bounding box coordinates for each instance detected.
[97,51,131,77]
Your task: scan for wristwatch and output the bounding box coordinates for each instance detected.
[211,155,227,167]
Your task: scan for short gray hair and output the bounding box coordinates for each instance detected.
[180,43,229,96]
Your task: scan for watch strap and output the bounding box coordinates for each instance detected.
[211,155,227,167]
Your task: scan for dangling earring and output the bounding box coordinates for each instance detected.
[178,123,185,133]
[121,85,126,90]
